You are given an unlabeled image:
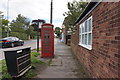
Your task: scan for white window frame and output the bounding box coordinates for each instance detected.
[79,16,92,50]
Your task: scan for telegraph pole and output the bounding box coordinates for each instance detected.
[50,0,53,24]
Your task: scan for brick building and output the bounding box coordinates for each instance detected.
[71,1,120,78]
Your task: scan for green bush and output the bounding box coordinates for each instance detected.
[2,31,7,38]
[10,32,28,40]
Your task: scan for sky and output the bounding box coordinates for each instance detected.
[0,0,80,28]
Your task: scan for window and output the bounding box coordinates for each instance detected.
[79,16,92,50]
[15,37,19,41]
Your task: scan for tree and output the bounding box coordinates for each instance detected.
[54,27,61,37]
[0,17,9,38]
[25,26,37,39]
[10,14,36,40]
[63,1,88,31]
[2,19,9,26]
[10,14,30,30]
[0,11,11,38]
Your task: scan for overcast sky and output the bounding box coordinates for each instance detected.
[0,0,80,28]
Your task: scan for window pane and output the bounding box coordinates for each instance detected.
[88,33,92,45]
[80,26,82,34]
[82,24,84,33]
[85,21,87,32]
[85,34,87,45]
[82,34,84,44]
[88,19,92,31]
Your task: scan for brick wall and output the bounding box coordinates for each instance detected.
[71,2,120,78]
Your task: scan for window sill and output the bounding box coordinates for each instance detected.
[78,43,92,50]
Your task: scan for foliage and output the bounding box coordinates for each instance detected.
[25,26,37,39]
[10,14,30,29]
[10,27,25,34]
[1,60,12,79]
[0,13,38,39]
[2,32,7,38]
[2,19,9,26]
[32,48,41,52]
[10,14,37,40]
[0,18,9,38]
[31,52,45,68]
[63,1,88,31]
[54,27,61,37]
[10,32,28,40]
[10,14,30,39]
[31,52,40,58]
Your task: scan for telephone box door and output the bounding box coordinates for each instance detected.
[41,23,54,58]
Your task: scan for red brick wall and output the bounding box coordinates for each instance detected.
[71,26,79,45]
[71,2,120,78]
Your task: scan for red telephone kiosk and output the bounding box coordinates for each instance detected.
[41,23,54,58]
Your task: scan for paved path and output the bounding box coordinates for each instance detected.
[35,39,89,78]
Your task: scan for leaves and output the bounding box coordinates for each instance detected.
[55,27,61,37]
[63,1,88,32]
[10,14,30,29]
[2,19,9,26]
[10,14,36,39]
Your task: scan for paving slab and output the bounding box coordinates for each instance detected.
[50,57,62,66]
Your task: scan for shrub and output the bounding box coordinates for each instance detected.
[10,32,28,40]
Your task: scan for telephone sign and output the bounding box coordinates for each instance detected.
[41,23,54,58]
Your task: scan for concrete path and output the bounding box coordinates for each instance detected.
[35,39,89,78]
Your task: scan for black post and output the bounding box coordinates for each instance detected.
[37,20,39,52]
[50,0,53,24]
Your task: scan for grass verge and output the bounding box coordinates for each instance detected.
[32,48,41,52]
[1,60,12,78]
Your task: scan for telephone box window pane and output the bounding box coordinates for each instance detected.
[44,30,51,53]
